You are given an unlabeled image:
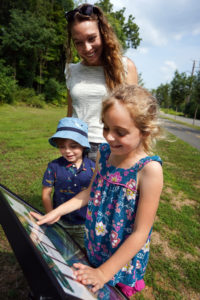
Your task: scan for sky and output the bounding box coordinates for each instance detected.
[89,0,200,90]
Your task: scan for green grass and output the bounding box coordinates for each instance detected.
[161,108,184,116]
[0,104,65,211]
[161,107,184,117]
[135,134,200,299]
[0,104,200,300]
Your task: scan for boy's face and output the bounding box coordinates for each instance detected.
[56,139,84,164]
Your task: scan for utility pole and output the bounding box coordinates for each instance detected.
[187,60,197,103]
[191,60,195,76]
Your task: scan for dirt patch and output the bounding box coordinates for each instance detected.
[164,187,196,210]
[165,187,174,195]
[131,286,155,300]
[183,252,198,261]
[171,191,196,210]
[151,231,179,259]
[193,179,200,188]
[181,287,200,300]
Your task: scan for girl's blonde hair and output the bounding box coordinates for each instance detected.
[66,3,125,90]
[101,84,162,154]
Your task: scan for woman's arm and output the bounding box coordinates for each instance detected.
[67,89,72,117]
[74,161,163,292]
[126,57,138,85]
[42,186,53,213]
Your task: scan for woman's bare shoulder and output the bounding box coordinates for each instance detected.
[126,57,138,84]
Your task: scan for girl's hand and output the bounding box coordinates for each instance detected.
[30,210,61,225]
[73,263,106,292]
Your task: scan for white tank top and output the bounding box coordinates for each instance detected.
[65,57,127,143]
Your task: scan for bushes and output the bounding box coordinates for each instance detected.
[44,78,67,105]
[15,88,45,108]
[184,101,200,119]
[0,60,67,107]
[0,60,45,107]
[0,60,18,104]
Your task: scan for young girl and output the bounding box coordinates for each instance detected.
[31,85,163,297]
[65,3,138,161]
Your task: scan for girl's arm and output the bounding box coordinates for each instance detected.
[31,187,91,225]
[74,161,163,292]
[126,57,138,84]
[30,153,100,225]
[42,186,53,213]
[67,89,72,117]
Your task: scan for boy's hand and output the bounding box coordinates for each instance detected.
[73,263,106,292]
[30,210,60,225]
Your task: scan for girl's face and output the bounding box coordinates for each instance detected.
[71,20,103,66]
[57,139,83,165]
[103,101,144,157]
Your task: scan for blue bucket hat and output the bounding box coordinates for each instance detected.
[49,117,90,149]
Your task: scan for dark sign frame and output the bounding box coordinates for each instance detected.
[0,184,127,300]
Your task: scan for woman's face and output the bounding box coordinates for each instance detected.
[71,20,103,66]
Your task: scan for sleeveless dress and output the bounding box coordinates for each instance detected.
[85,143,162,287]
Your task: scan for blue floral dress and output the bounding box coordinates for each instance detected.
[85,143,162,287]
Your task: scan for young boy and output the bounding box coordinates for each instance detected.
[42,117,95,248]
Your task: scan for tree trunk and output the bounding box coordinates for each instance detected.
[193,104,199,126]
[175,106,177,119]
[13,59,16,80]
[39,61,42,94]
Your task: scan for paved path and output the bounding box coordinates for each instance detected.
[160,118,200,151]
[161,112,200,127]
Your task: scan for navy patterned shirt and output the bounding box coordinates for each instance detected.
[42,156,95,224]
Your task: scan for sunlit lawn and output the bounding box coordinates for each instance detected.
[0,105,199,300]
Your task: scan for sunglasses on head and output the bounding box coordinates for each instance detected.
[65,4,99,22]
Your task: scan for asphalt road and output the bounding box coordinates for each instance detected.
[160,118,200,151]
[160,113,200,127]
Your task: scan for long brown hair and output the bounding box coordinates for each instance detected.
[66,3,125,90]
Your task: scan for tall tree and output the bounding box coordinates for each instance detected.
[0,0,74,87]
[156,83,171,108]
[0,0,141,101]
[170,71,191,113]
[1,9,58,90]
[95,0,141,50]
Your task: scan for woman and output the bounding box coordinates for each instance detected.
[65,3,138,161]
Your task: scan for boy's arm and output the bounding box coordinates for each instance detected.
[74,161,163,292]
[42,186,53,213]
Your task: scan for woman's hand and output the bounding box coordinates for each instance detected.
[73,263,106,293]
[30,209,61,225]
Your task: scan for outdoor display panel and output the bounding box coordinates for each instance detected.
[0,184,127,300]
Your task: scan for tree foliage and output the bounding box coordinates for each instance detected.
[155,69,200,120]
[0,60,17,104]
[0,0,141,104]
[1,9,59,90]
[155,83,171,108]
[95,0,141,50]
[170,71,191,111]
